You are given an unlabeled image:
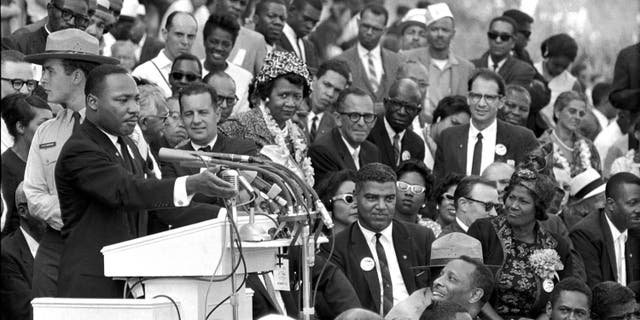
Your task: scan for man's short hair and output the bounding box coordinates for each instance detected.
[1,93,51,138]
[336,86,371,112]
[178,82,219,113]
[291,0,322,11]
[1,50,26,67]
[255,0,288,16]
[468,69,506,96]
[396,160,434,196]
[488,16,518,35]
[453,176,496,207]
[505,84,532,106]
[396,60,428,80]
[360,3,389,25]
[456,255,495,304]
[433,95,470,123]
[502,9,534,26]
[420,300,469,320]
[203,12,241,43]
[61,59,99,77]
[592,281,636,318]
[591,82,612,107]
[355,163,397,193]
[203,70,235,86]
[172,53,203,75]
[316,59,351,85]
[549,277,592,308]
[165,11,197,30]
[85,64,130,97]
[606,172,640,199]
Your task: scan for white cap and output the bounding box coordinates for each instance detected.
[137,4,146,16]
[425,3,454,27]
[401,8,428,27]
[570,167,606,200]
[121,0,140,18]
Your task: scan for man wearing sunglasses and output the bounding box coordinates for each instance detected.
[441,176,500,236]
[168,53,203,97]
[309,87,380,185]
[502,9,534,66]
[2,0,91,55]
[367,78,425,170]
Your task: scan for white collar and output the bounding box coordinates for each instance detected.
[190,135,218,151]
[605,211,627,240]
[339,131,360,155]
[308,110,324,121]
[283,23,298,43]
[488,55,507,71]
[455,217,469,232]
[44,23,52,35]
[357,42,381,59]
[358,220,393,243]
[97,126,119,148]
[469,118,498,137]
[20,227,39,258]
[155,49,174,69]
[384,116,405,141]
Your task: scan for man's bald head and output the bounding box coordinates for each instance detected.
[481,162,514,199]
[397,61,429,99]
[389,78,422,102]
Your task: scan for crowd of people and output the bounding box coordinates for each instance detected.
[0,0,639,320]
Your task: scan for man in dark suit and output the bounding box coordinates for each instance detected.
[2,0,91,55]
[300,59,350,144]
[279,0,322,75]
[322,163,435,316]
[502,9,534,65]
[440,176,500,236]
[55,65,238,298]
[0,183,46,320]
[433,69,539,180]
[570,172,640,288]
[367,79,425,170]
[335,3,404,104]
[310,87,380,185]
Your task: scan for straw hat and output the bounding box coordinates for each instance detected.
[570,167,606,200]
[25,29,119,65]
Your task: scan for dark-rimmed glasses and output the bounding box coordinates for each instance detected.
[468,92,502,106]
[216,94,238,109]
[50,2,90,28]
[463,196,503,212]
[487,31,512,42]
[339,112,377,124]
[1,78,38,91]
[170,72,201,82]
[331,193,355,205]
[384,98,422,114]
[397,181,426,195]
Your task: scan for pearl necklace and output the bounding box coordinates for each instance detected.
[551,130,574,151]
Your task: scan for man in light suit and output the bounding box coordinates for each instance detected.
[279,0,322,75]
[433,69,539,180]
[55,65,237,298]
[310,87,380,186]
[401,3,474,113]
[322,163,435,316]
[335,3,403,105]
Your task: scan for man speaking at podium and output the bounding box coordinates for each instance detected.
[54,65,238,298]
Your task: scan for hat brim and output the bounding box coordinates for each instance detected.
[400,20,426,33]
[582,183,606,200]
[25,52,120,65]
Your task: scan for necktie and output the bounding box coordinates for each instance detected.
[310,116,318,141]
[117,136,147,237]
[368,52,379,93]
[117,136,134,174]
[471,132,483,175]
[393,134,401,166]
[375,233,393,315]
[198,145,212,152]
[492,62,499,72]
[618,233,627,285]
[296,38,305,62]
[72,111,81,134]
[263,273,285,315]
[352,149,360,170]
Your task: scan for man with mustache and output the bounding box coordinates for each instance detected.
[322,163,435,316]
[366,78,425,170]
[133,11,198,97]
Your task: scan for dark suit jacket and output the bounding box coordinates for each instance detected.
[1,24,47,55]
[439,220,466,236]
[0,230,34,320]
[472,52,537,87]
[138,36,164,67]
[335,46,404,102]
[247,273,299,319]
[433,120,540,180]
[278,34,320,75]
[610,43,640,112]
[570,210,639,287]
[302,110,337,144]
[310,127,380,185]
[322,220,435,314]
[55,120,220,298]
[366,116,425,170]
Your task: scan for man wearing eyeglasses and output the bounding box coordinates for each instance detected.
[2,0,91,55]
[367,78,425,170]
[441,176,500,236]
[204,71,237,124]
[433,69,539,180]
[502,9,534,66]
[309,87,380,186]
[168,53,202,97]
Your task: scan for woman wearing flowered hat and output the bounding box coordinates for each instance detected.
[468,168,582,320]
[220,50,314,185]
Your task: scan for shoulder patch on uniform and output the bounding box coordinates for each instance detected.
[39,142,56,149]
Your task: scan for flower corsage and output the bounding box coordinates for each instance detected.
[529,249,564,292]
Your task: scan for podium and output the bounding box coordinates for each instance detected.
[100,213,283,320]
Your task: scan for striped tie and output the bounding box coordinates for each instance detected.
[368,52,379,93]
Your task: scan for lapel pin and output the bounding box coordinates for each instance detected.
[360,257,375,272]
[402,255,407,260]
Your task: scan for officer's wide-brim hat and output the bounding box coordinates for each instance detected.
[413,232,500,270]
[25,29,119,65]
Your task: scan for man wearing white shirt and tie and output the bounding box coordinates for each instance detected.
[279,0,322,74]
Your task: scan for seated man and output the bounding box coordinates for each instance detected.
[204,71,237,124]
[545,278,592,320]
[441,176,500,235]
[591,281,637,320]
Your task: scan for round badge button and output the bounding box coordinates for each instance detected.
[543,279,554,293]
[360,257,375,272]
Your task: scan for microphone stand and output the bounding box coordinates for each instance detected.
[222,170,240,320]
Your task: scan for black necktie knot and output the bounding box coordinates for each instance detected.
[198,145,212,152]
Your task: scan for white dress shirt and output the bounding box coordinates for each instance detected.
[487,56,507,72]
[1,118,13,154]
[358,222,409,305]
[307,111,324,132]
[466,119,498,175]
[283,23,306,63]
[592,108,611,131]
[340,133,361,170]
[132,49,173,97]
[357,43,383,85]
[455,217,469,232]
[595,121,624,167]
[605,213,628,285]
[21,227,39,258]
[202,60,253,117]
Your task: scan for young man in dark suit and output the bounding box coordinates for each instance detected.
[367,79,425,170]
[433,69,539,180]
[570,172,640,287]
[54,65,238,298]
[322,163,435,316]
[310,87,380,185]
[279,0,322,74]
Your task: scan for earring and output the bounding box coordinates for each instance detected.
[265,97,270,104]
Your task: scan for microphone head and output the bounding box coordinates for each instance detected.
[238,170,258,184]
[220,169,239,192]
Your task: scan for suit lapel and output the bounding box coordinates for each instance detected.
[178,143,201,176]
[351,49,376,98]
[392,222,417,293]
[349,223,381,307]
[247,274,281,312]
[372,118,393,165]
[332,129,357,171]
[455,125,470,171]
[82,121,122,165]
[599,212,619,281]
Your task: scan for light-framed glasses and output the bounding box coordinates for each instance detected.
[339,112,377,124]
[396,181,426,195]
[1,77,38,91]
[216,94,238,109]
[163,111,181,122]
[331,193,355,205]
[468,92,502,106]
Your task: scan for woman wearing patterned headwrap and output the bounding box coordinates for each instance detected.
[220,50,314,185]
[468,168,581,320]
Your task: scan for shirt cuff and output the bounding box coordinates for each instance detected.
[173,176,194,207]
